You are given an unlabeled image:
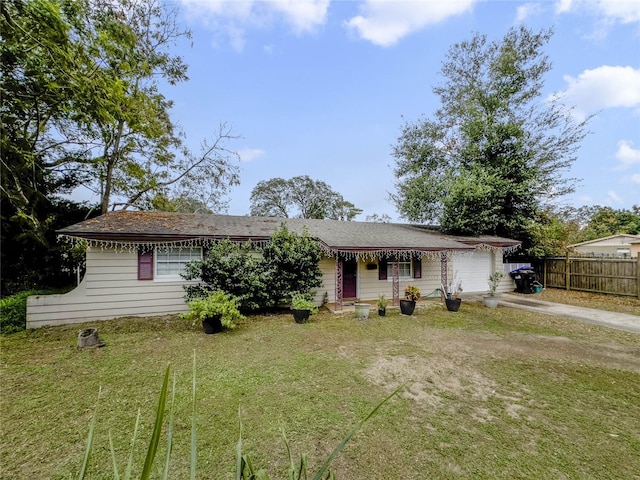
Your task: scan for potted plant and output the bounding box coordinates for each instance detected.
[376,294,388,316]
[400,285,420,315]
[442,276,463,312]
[180,290,244,334]
[483,271,504,308]
[291,293,317,323]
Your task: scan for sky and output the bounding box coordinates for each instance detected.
[154,0,640,221]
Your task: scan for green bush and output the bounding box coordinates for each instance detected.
[0,290,53,334]
[183,226,323,312]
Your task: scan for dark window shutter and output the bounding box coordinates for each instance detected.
[138,250,153,280]
[379,258,387,280]
[413,257,422,279]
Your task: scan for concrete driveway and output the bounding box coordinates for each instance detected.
[496,293,640,334]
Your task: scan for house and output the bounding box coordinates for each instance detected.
[26,211,521,328]
[569,234,640,258]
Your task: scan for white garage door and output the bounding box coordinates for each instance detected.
[451,252,491,294]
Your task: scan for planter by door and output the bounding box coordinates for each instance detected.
[400,300,416,316]
[483,296,499,308]
[354,303,370,319]
[202,315,223,334]
[445,298,462,312]
[292,309,311,324]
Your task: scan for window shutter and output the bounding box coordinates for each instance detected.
[378,258,387,280]
[413,257,422,279]
[138,250,154,280]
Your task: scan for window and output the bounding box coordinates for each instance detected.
[396,261,412,279]
[379,257,422,281]
[154,247,202,281]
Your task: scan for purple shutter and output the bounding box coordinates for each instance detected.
[138,250,153,280]
[413,257,422,279]
[379,258,388,280]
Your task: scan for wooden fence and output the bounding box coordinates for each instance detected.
[544,255,640,298]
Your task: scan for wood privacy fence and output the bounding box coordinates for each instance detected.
[544,255,640,298]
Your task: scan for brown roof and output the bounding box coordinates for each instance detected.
[58,211,520,253]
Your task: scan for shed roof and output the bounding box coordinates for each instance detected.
[58,211,520,256]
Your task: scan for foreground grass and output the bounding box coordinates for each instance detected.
[1,302,639,479]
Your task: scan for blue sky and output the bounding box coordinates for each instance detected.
[164,0,640,220]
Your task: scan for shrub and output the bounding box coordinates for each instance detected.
[182,239,270,311]
[0,290,58,334]
[183,226,323,312]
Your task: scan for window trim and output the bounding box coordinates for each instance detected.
[153,246,203,282]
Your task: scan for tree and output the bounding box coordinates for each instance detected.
[579,205,640,240]
[250,175,362,220]
[392,26,589,250]
[2,0,240,217]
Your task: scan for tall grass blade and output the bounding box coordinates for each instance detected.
[311,383,405,480]
[235,408,244,480]
[190,350,197,480]
[124,409,142,480]
[108,431,121,480]
[162,373,177,480]
[77,386,101,480]
[140,365,170,480]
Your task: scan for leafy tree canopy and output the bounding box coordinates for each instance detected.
[525,205,640,257]
[250,175,362,220]
[392,26,589,252]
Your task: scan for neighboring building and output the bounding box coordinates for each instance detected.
[26,211,521,328]
[569,234,640,258]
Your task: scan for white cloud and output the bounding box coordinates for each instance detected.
[607,190,624,205]
[551,66,640,120]
[238,148,266,162]
[180,0,329,50]
[345,0,477,47]
[615,140,640,170]
[516,2,544,22]
[555,0,640,24]
[631,173,640,184]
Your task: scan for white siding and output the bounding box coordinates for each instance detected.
[26,247,194,328]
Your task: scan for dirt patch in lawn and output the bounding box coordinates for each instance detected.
[362,328,640,417]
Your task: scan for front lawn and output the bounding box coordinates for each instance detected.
[1,302,639,479]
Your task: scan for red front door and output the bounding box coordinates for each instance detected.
[342,259,357,298]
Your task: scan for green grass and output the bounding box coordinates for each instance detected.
[1,301,639,479]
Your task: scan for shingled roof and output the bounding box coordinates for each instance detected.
[58,211,520,257]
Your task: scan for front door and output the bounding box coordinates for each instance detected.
[342,259,357,298]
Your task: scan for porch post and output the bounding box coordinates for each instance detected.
[335,257,343,310]
[440,252,448,299]
[392,261,400,305]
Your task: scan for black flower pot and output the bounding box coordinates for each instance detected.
[292,309,311,324]
[400,300,416,316]
[378,308,386,317]
[445,298,462,312]
[202,314,223,334]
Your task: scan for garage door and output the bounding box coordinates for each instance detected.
[451,252,491,294]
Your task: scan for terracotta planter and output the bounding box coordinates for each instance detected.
[445,298,461,312]
[400,300,416,315]
[202,314,223,334]
[292,309,311,324]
